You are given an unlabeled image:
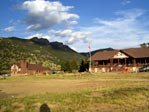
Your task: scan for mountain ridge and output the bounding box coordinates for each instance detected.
[30,37,77,52]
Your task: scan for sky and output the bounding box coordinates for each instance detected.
[0,0,149,52]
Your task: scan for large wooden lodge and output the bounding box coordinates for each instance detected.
[90,47,149,72]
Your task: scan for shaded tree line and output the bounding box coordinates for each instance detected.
[61,59,78,72]
[60,59,89,72]
[140,42,149,48]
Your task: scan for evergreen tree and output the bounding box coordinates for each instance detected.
[79,60,86,72]
[140,43,147,48]
[147,43,149,47]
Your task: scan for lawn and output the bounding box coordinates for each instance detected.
[0,72,149,112]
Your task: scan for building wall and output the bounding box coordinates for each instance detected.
[11,62,48,75]
[90,66,139,73]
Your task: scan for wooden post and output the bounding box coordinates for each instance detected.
[110,59,113,66]
[133,59,136,66]
[95,61,98,66]
[125,58,126,66]
[103,61,105,66]
[118,58,120,65]
[145,58,147,65]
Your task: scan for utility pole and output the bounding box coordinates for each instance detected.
[88,41,92,72]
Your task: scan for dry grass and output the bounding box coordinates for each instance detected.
[0,72,149,112]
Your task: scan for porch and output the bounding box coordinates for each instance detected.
[91,57,149,73]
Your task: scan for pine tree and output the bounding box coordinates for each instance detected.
[79,60,86,72]
[140,43,147,48]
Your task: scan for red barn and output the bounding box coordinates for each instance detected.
[11,60,48,75]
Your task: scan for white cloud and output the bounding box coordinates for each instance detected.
[115,9,144,19]
[3,26,15,32]
[67,20,78,25]
[20,0,79,31]
[49,29,91,45]
[43,9,149,52]
[78,9,149,51]
[26,33,51,40]
[121,0,131,5]
[21,8,149,52]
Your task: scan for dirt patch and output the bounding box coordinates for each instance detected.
[0,79,87,98]
[0,90,17,99]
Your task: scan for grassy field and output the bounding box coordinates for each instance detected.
[0,72,149,112]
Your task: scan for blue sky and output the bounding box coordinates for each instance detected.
[0,0,149,52]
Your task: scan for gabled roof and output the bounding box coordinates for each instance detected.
[91,50,119,61]
[122,47,149,58]
[91,47,149,61]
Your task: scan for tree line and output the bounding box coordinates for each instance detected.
[60,59,89,72]
[140,42,149,48]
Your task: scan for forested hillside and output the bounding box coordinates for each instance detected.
[0,37,84,74]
